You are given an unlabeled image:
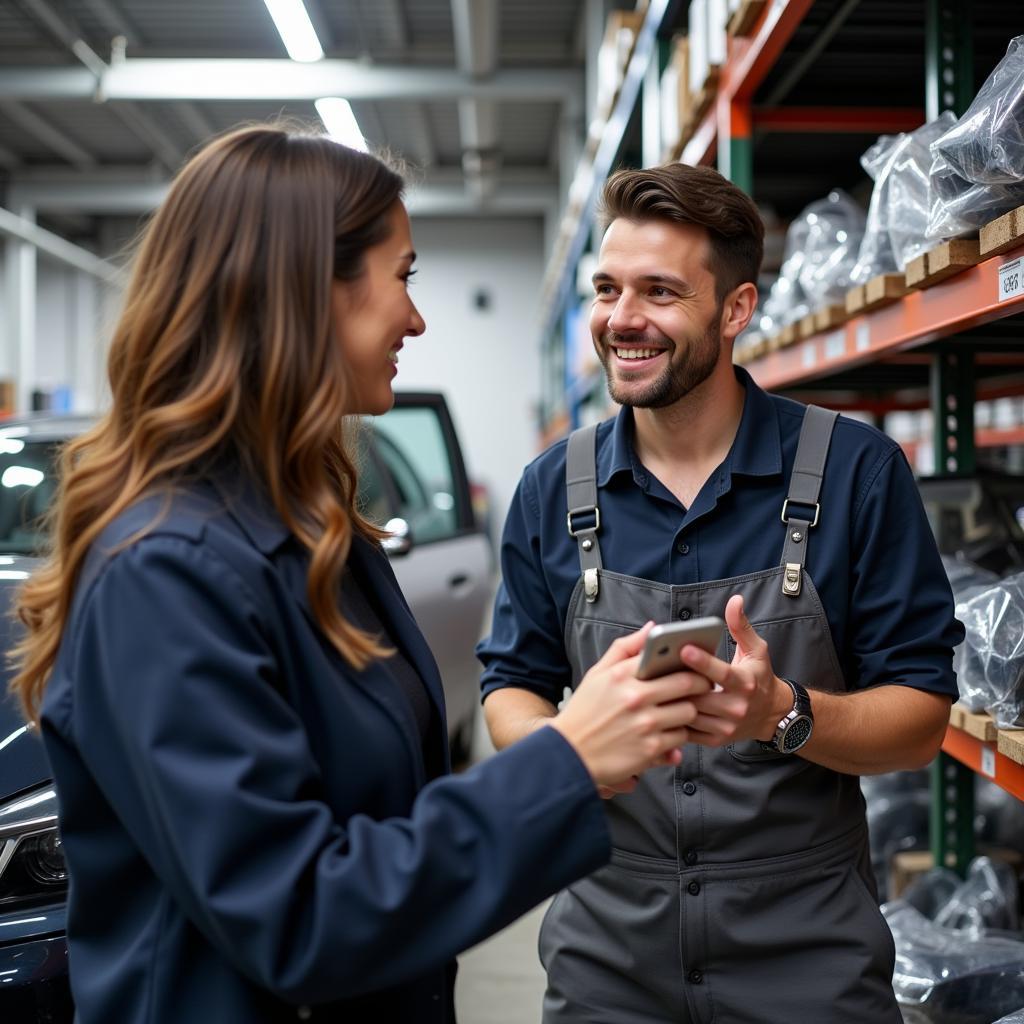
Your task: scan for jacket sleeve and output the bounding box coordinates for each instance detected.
[62,535,610,1004]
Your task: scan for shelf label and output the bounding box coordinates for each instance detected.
[802,342,817,368]
[855,322,871,352]
[981,746,996,777]
[825,330,845,360]
[999,258,1023,303]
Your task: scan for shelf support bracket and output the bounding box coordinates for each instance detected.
[925,0,973,121]
[928,344,976,877]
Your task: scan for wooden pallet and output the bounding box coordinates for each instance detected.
[797,312,818,339]
[727,0,767,37]
[980,204,1024,258]
[906,239,983,289]
[845,284,866,315]
[999,729,1024,767]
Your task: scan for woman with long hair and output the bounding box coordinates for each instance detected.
[10,124,707,1023]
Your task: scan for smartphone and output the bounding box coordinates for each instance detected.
[635,617,725,680]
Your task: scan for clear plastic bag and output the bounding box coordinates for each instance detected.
[928,36,1024,240]
[852,115,957,280]
[901,866,963,920]
[885,900,1024,1024]
[956,572,1024,727]
[993,1010,1024,1023]
[943,554,1001,599]
[760,190,865,332]
[933,856,1021,935]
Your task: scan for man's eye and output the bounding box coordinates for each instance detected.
[595,284,614,295]
[650,286,671,297]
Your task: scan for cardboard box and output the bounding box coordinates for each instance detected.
[660,36,689,154]
[596,11,644,120]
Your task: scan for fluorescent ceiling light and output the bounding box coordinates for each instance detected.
[315,97,368,152]
[262,0,324,63]
[1,466,44,489]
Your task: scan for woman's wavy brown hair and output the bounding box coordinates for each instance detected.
[11,124,404,723]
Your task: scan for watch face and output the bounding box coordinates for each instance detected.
[781,715,813,752]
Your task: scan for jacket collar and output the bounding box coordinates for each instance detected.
[217,476,450,784]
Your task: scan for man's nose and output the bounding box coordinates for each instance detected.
[608,293,645,333]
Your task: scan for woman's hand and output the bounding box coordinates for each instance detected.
[551,622,712,789]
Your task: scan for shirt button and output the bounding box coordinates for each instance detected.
[684,849,698,865]
[687,880,701,896]
[676,541,690,555]
[678,608,692,621]
[688,969,704,985]
[682,781,697,796]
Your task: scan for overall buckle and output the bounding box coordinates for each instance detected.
[567,506,601,537]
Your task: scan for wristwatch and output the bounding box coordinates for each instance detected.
[759,678,814,754]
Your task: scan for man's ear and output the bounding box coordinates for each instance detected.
[721,282,758,341]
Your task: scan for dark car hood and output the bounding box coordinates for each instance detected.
[0,554,53,800]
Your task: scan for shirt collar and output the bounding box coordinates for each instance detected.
[596,365,782,488]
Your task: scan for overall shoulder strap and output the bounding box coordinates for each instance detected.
[780,405,839,597]
[566,425,603,601]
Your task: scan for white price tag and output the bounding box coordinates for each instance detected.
[802,342,817,368]
[825,330,845,360]
[999,257,1023,303]
[855,322,871,352]
[981,746,996,778]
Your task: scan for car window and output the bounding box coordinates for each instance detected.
[0,440,59,556]
[373,407,460,545]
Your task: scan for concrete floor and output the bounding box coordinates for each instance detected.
[454,705,549,1023]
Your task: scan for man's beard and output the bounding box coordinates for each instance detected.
[598,317,722,409]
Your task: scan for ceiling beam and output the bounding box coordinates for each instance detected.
[0,62,580,103]
[0,205,120,282]
[8,173,559,217]
[0,100,95,169]
[451,0,500,202]
[77,0,142,48]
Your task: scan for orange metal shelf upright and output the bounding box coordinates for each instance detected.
[747,244,1024,391]
[680,0,816,169]
[942,725,1024,803]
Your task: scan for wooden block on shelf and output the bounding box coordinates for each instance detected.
[726,0,766,36]
[797,313,818,339]
[888,850,934,901]
[909,239,983,289]
[765,331,783,352]
[778,322,797,348]
[959,709,998,742]
[949,703,967,730]
[845,285,866,315]
[862,273,908,311]
[997,729,1024,767]
[980,205,1024,258]
[905,252,929,289]
[813,303,848,332]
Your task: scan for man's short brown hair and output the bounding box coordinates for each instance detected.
[599,164,764,301]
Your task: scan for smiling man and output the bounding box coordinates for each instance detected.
[477,163,963,1024]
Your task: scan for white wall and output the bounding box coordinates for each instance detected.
[402,216,545,541]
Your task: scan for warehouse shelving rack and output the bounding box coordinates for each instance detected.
[539,0,1024,878]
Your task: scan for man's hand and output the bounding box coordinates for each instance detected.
[678,594,792,746]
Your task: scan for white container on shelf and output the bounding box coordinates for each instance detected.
[688,0,709,95]
[708,0,729,68]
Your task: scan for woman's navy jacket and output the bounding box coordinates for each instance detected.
[39,484,609,1023]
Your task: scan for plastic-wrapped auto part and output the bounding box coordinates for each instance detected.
[795,190,865,308]
[928,36,1024,239]
[861,770,931,902]
[956,572,1024,727]
[942,554,1001,598]
[933,856,1021,935]
[993,1011,1024,1023]
[759,190,865,334]
[885,901,1024,1024]
[852,114,956,281]
[901,866,963,920]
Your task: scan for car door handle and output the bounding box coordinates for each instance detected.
[448,573,473,595]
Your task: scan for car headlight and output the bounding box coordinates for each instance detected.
[0,785,68,909]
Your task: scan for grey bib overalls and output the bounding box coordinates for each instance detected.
[539,407,900,1024]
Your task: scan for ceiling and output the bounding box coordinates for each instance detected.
[0,0,592,248]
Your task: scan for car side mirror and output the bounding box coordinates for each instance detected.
[381,517,414,557]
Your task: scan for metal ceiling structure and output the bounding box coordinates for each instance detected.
[0,0,599,255]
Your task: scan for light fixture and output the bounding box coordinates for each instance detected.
[315,98,368,152]
[262,0,324,63]
[1,467,44,489]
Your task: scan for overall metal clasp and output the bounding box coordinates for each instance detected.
[584,568,599,603]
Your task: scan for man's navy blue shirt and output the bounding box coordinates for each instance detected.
[478,367,963,705]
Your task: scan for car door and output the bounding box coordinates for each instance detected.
[362,393,493,757]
